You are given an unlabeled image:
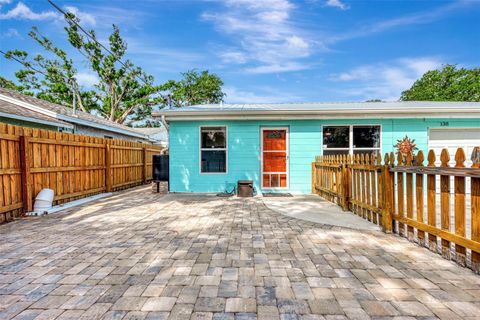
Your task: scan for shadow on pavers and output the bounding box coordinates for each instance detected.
[262,194,381,232]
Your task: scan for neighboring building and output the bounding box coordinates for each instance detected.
[155,101,480,194]
[132,127,168,148]
[0,88,157,143]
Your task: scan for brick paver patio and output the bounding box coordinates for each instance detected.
[1,186,480,320]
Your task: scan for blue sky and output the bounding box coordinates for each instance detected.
[0,0,479,103]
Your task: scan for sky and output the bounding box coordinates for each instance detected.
[0,0,479,103]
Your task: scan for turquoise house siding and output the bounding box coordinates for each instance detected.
[169,118,480,194]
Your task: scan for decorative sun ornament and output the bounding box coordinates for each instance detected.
[394,135,418,158]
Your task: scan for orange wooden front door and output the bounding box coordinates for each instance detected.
[262,129,288,188]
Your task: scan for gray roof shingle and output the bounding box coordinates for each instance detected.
[0,88,147,138]
[0,99,73,127]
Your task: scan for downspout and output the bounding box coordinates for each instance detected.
[160,115,169,131]
[160,115,169,154]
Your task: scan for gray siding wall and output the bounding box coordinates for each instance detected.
[74,125,149,143]
[0,117,59,130]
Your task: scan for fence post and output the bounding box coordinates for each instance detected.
[105,143,112,192]
[342,163,351,211]
[471,147,480,273]
[381,153,393,233]
[312,161,317,194]
[143,145,148,184]
[19,135,33,212]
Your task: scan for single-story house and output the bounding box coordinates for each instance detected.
[154,101,480,194]
[0,87,165,144]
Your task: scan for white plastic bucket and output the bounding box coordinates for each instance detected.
[33,188,54,213]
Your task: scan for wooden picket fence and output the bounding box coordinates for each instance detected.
[0,123,162,223]
[312,147,480,272]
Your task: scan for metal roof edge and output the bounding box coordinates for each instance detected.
[153,108,480,120]
[56,114,148,139]
[158,112,480,121]
[0,111,74,129]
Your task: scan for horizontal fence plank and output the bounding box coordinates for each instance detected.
[29,137,106,148]
[0,133,20,142]
[30,166,106,173]
[315,185,341,197]
[0,168,21,175]
[349,199,382,215]
[390,165,480,178]
[315,163,341,169]
[0,202,23,214]
[110,145,144,151]
[111,163,144,169]
[393,215,480,253]
[348,165,383,172]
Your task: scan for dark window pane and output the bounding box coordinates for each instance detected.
[353,126,380,148]
[323,126,349,148]
[201,150,226,173]
[201,127,226,149]
[323,149,349,156]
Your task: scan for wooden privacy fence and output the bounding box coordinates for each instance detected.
[312,147,480,272]
[0,123,162,223]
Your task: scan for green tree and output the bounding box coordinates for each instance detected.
[5,27,98,113]
[4,13,225,125]
[401,64,480,102]
[0,76,21,91]
[161,70,225,107]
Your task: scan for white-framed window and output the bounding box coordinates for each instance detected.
[200,126,227,173]
[322,125,381,156]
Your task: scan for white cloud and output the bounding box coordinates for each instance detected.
[329,0,476,43]
[202,0,314,73]
[245,62,310,74]
[76,72,98,88]
[0,2,58,20]
[0,27,21,39]
[223,85,301,103]
[330,57,443,100]
[0,3,99,27]
[64,6,96,27]
[219,51,248,64]
[325,0,349,10]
